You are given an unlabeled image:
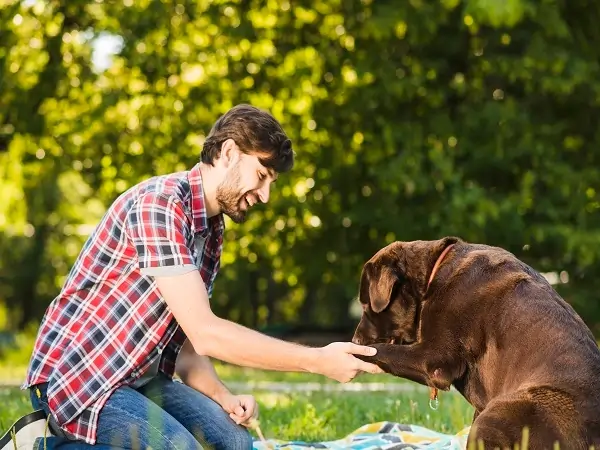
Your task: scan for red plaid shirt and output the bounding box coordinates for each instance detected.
[23,163,224,444]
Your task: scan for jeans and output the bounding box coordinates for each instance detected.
[30,374,254,450]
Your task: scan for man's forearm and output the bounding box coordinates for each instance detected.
[154,271,322,374]
[195,317,321,373]
[176,340,230,403]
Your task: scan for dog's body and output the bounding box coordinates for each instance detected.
[352,237,600,450]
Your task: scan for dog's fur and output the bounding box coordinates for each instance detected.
[352,236,600,450]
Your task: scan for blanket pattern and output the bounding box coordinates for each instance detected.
[252,422,471,449]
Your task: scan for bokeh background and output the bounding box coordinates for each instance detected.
[1,0,600,376]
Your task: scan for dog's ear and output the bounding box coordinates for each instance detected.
[360,261,399,313]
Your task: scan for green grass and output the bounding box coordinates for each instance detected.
[0,338,474,442]
[252,389,473,441]
[0,382,474,442]
[0,388,33,436]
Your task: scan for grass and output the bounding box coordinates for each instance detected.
[251,389,473,441]
[0,367,474,442]
[0,386,473,442]
[0,337,474,442]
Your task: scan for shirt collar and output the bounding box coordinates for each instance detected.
[188,163,225,235]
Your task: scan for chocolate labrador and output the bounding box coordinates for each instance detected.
[352,236,600,450]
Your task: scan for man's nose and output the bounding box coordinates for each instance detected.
[257,184,270,203]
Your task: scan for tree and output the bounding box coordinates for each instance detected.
[1,0,598,335]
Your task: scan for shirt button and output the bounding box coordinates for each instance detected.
[157,348,163,355]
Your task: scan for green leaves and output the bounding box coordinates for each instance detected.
[1,0,599,333]
[464,0,529,27]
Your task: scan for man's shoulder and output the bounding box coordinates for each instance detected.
[136,170,191,202]
[101,171,194,231]
[114,170,191,208]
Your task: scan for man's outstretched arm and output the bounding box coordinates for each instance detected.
[155,270,382,383]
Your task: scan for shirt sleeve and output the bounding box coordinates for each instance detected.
[125,193,197,277]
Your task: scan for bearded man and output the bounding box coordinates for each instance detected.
[19,104,382,450]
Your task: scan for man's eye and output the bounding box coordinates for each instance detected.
[259,172,266,180]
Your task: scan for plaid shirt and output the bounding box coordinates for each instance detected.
[22,163,225,444]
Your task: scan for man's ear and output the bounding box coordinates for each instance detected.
[220,138,239,168]
[360,262,399,313]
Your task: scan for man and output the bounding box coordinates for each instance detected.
[12,104,382,450]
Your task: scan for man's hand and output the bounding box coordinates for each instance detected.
[313,342,384,383]
[215,392,259,427]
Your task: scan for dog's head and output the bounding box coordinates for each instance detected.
[352,236,461,346]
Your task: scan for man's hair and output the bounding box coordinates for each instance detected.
[201,104,294,173]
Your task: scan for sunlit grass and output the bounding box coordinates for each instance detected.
[0,331,473,443]
[0,386,473,442]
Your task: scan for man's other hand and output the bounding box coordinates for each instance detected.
[216,392,259,427]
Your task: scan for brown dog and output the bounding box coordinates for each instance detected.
[352,236,600,450]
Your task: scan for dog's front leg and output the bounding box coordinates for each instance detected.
[356,342,461,392]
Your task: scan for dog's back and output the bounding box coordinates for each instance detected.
[453,242,600,448]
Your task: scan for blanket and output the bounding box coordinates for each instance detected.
[252,422,471,449]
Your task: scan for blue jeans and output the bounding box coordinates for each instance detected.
[30,374,254,449]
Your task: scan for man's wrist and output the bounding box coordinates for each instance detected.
[178,359,231,406]
[301,346,323,375]
[211,384,233,406]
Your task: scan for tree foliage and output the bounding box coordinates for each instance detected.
[1,0,599,333]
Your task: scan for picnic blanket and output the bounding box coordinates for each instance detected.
[252,422,471,449]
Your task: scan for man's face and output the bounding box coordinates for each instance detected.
[216,147,278,224]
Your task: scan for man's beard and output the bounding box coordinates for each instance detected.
[216,162,248,224]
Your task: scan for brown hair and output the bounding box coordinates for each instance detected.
[201,104,295,173]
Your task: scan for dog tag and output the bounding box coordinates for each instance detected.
[428,387,439,411]
[429,397,439,411]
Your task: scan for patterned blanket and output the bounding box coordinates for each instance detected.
[252,422,471,449]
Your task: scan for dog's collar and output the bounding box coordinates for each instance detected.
[427,243,455,289]
[425,243,455,409]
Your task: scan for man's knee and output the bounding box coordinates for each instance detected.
[187,421,252,450]
[227,426,253,450]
